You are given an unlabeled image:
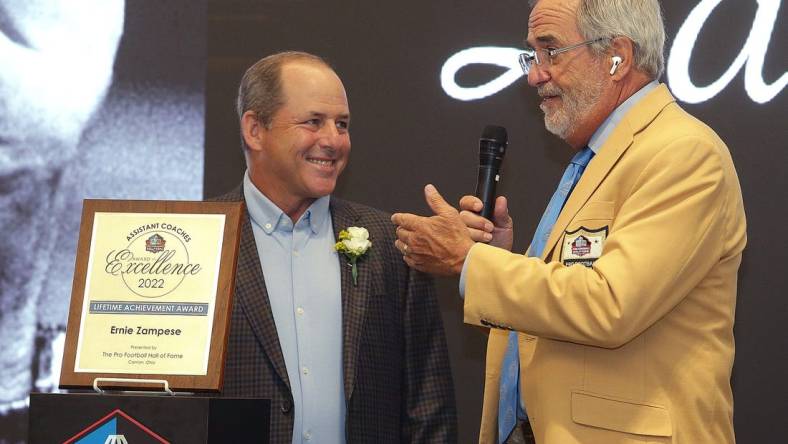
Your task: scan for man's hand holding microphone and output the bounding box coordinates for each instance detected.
[391,125,514,275]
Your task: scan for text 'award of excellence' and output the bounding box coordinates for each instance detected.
[59,199,244,392]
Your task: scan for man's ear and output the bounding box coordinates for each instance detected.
[241,110,266,152]
[608,36,635,80]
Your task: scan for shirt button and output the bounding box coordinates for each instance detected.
[264,223,272,230]
[303,431,312,441]
[302,367,309,375]
[293,250,299,256]
[296,307,304,315]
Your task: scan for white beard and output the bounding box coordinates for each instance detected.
[539,68,606,140]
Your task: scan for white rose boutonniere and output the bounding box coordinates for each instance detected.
[334,226,372,285]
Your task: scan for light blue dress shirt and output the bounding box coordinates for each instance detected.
[459,80,659,294]
[244,172,346,444]
[587,80,658,154]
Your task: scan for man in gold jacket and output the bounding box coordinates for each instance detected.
[391,0,746,443]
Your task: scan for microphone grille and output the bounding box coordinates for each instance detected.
[481,125,507,143]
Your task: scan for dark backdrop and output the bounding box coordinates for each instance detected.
[203,0,787,442]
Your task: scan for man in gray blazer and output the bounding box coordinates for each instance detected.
[214,51,457,443]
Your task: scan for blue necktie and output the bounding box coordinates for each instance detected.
[497,147,595,443]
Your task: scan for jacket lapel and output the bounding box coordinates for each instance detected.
[330,198,369,401]
[541,84,676,260]
[233,187,291,389]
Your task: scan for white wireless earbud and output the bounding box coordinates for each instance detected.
[610,56,623,75]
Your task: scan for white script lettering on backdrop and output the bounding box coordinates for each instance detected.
[440,0,785,104]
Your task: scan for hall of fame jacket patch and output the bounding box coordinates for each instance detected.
[561,226,608,267]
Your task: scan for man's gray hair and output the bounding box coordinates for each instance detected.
[236,51,331,144]
[529,0,666,79]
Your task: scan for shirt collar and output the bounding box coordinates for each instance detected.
[587,80,659,154]
[243,171,331,235]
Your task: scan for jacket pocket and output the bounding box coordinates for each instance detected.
[571,390,672,437]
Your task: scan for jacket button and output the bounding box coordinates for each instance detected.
[280,400,292,414]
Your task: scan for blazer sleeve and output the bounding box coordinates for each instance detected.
[400,265,458,442]
[464,134,736,348]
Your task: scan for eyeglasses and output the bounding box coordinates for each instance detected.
[518,38,606,74]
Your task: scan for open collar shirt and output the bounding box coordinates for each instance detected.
[243,172,345,444]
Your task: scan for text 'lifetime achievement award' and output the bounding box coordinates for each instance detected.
[60,200,243,391]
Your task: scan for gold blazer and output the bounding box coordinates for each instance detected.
[465,84,746,444]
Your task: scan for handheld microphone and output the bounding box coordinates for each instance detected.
[475,125,508,220]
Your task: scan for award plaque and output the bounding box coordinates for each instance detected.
[59,200,244,392]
